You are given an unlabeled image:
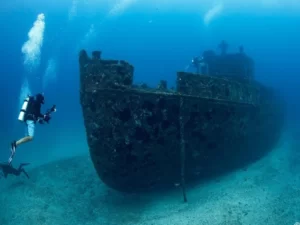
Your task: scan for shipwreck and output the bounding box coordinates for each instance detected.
[79,43,285,194]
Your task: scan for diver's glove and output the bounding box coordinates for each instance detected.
[43,114,51,123]
[39,105,56,124]
[38,118,44,124]
[38,114,50,124]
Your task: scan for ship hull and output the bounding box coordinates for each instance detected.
[79,50,285,192]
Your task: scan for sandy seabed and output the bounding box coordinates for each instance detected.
[1,134,300,225]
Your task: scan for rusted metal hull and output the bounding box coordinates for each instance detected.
[79,50,285,192]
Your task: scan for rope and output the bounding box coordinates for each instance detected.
[179,96,187,203]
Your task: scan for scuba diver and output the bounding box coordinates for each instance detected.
[185,56,204,74]
[186,55,209,75]
[0,162,30,179]
[191,56,203,74]
[8,93,56,164]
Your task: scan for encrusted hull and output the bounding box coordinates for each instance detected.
[79,50,285,192]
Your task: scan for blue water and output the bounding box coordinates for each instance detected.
[1,1,300,224]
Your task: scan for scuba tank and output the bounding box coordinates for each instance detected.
[18,96,32,122]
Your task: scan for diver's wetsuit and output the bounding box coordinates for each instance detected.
[25,96,44,122]
[0,163,30,179]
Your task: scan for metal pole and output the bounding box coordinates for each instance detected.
[179,97,187,203]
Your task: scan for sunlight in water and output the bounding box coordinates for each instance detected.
[108,0,137,17]
[203,2,224,26]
